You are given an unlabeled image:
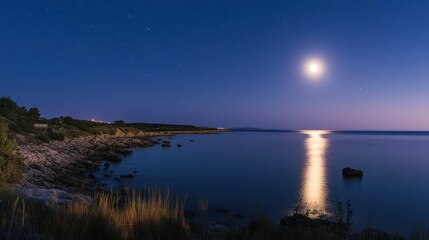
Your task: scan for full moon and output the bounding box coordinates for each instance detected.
[310,63,319,73]
[304,59,324,79]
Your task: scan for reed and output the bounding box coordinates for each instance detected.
[1,187,189,240]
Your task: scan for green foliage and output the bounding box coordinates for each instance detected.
[48,127,65,141]
[1,96,213,143]
[0,96,22,121]
[27,107,41,121]
[129,122,201,132]
[52,116,116,136]
[113,120,126,125]
[0,120,22,184]
[0,96,40,123]
[0,157,23,184]
[0,96,42,134]
[0,120,17,167]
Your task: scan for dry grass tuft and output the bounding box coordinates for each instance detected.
[1,187,189,240]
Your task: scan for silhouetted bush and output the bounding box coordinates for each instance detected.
[27,107,41,121]
[0,120,22,184]
[0,120,16,167]
[114,120,126,125]
[48,127,65,141]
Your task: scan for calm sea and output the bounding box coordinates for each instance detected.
[97,131,429,234]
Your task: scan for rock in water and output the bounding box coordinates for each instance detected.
[342,167,363,177]
[119,174,134,178]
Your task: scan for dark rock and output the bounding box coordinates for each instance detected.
[342,167,363,177]
[190,139,194,142]
[177,144,182,147]
[104,162,110,168]
[88,173,96,179]
[235,214,244,218]
[161,143,171,147]
[162,140,171,144]
[119,174,134,178]
[116,149,133,157]
[106,154,122,163]
[132,170,138,174]
[212,208,229,215]
[114,177,120,181]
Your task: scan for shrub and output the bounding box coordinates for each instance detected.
[27,107,41,121]
[0,120,17,167]
[0,120,22,184]
[0,96,22,121]
[48,128,65,141]
[113,120,126,125]
[0,157,23,184]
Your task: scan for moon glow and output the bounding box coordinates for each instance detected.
[310,63,319,73]
[304,59,324,80]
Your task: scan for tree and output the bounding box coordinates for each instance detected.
[27,107,41,121]
[113,120,126,125]
[0,96,21,120]
[0,120,17,167]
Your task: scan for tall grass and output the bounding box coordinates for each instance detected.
[0,189,29,240]
[1,188,189,240]
[411,226,429,240]
[1,188,421,240]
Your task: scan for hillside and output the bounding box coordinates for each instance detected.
[0,96,213,144]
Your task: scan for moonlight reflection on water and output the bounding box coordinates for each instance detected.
[299,130,330,217]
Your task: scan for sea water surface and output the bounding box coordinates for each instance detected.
[98,131,429,234]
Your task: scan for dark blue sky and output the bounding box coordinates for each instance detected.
[1,1,429,130]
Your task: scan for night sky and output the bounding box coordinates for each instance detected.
[1,1,429,130]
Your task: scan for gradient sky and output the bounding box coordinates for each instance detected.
[1,1,429,130]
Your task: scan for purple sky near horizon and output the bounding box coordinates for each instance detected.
[1,1,429,130]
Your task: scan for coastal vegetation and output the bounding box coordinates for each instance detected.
[0,188,187,240]
[0,96,418,239]
[0,96,213,144]
[0,96,215,186]
[0,187,410,240]
[0,119,22,185]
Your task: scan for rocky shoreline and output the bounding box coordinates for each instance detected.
[17,130,220,205]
